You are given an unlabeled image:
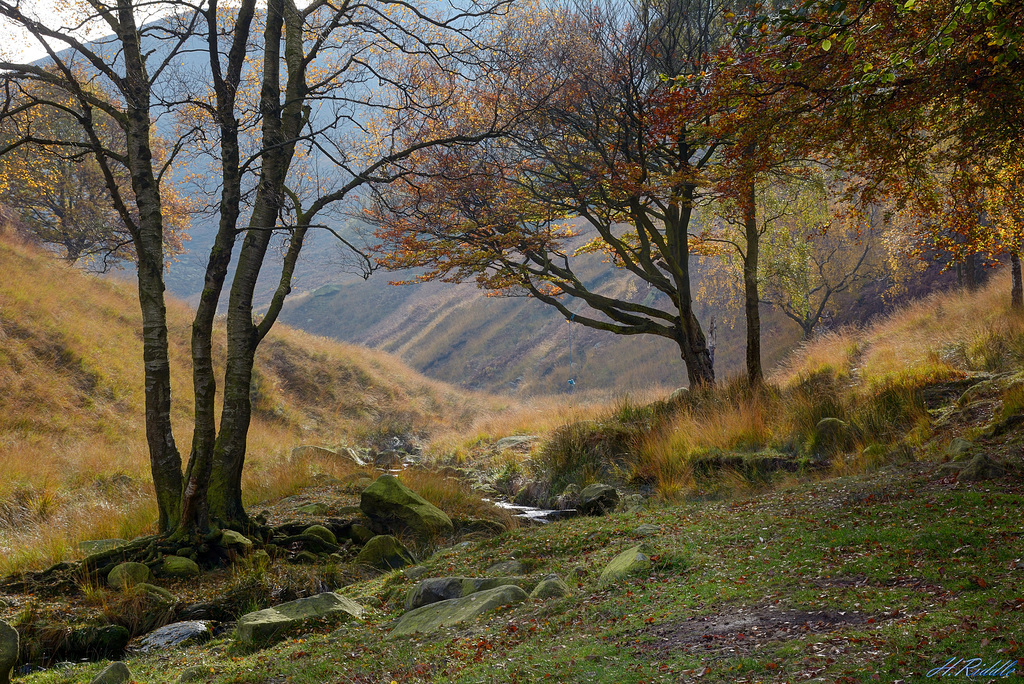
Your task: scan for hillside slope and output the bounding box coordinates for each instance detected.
[0,230,493,570]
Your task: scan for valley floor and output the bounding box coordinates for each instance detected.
[16,459,1023,684]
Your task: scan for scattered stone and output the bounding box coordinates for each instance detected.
[579,484,619,516]
[179,665,215,682]
[107,562,152,590]
[360,474,454,539]
[354,535,415,570]
[530,574,570,600]
[292,551,318,565]
[390,585,528,638]
[600,545,650,583]
[235,592,363,645]
[297,503,330,516]
[494,435,539,451]
[556,484,580,509]
[403,566,429,581]
[78,539,128,555]
[959,452,1006,482]
[669,387,689,403]
[635,524,661,537]
[349,524,376,544]
[218,530,253,551]
[249,549,272,571]
[138,621,212,652]
[335,505,364,518]
[486,559,524,575]
[138,583,175,604]
[160,555,200,579]
[619,494,646,511]
[89,662,131,684]
[303,524,338,546]
[404,577,535,611]
[1,620,18,684]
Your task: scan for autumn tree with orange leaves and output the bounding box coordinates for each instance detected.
[372,0,753,388]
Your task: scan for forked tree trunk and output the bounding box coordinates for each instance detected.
[669,184,715,387]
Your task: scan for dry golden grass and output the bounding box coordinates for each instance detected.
[0,234,502,573]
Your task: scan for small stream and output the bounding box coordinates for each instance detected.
[487,500,579,525]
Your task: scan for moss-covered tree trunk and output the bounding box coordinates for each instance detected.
[741,173,763,386]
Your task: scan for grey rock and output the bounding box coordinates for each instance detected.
[669,387,689,403]
[959,452,1006,481]
[403,566,430,581]
[297,503,330,516]
[360,474,453,539]
[494,436,539,451]
[530,574,570,600]
[354,535,415,570]
[486,559,524,575]
[0,620,17,684]
[236,592,363,645]
[600,545,650,583]
[89,662,131,684]
[579,484,619,516]
[635,524,661,537]
[179,665,215,682]
[946,437,977,461]
[218,530,253,550]
[138,621,212,652]
[405,576,535,611]
[390,585,528,638]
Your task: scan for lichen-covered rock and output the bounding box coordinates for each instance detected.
[404,576,535,611]
[530,575,569,600]
[485,559,524,575]
[235,592,363,645]
[635,524,661,537]
[360,474,453,539]
[959,453,1006,482]
[89,661,131,684]
[390,585,528,638]
[297,503,330,516]
[160,556,200,579]
[107,562,152,589]
[946,438,977,461]
[600,545,650,583]
[179,665,216,682]
[354,535,415,570]
[579,484,619,516]
[303,525,337,546]
[138,621,212,652]
[0,620,17,684]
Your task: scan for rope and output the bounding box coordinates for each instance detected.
[568,312,576,392]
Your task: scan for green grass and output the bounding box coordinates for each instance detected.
[19,463,1023,683]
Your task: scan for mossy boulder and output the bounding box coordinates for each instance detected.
[107,561,152,589]
[390,585,528,638]
[600,545,651,583]
[810,418,858,455]
[303,525,337,546]
[579,484,619,516]
[405,576,535,611]
[218,530,253,550]
[959,453,1006,481]
[0,620,17,684]
[160,555,200,579]
[89,662,131,684]
[297,503,330,516]
[235,592,363,645]
[360,474,453,539]
[530,574,570,600]
[354,535,415,570]
[946,438,977,461]
[486,559,524,575]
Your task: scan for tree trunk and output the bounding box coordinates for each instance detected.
[964,252,979,290]
[118,9,183,532]
[1012,251,1023,310]
[667,184,714,387]
[741,173,763,386]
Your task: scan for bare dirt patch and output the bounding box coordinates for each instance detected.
[641,605,879,656]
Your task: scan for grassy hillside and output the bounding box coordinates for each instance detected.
[0,230,502,572]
